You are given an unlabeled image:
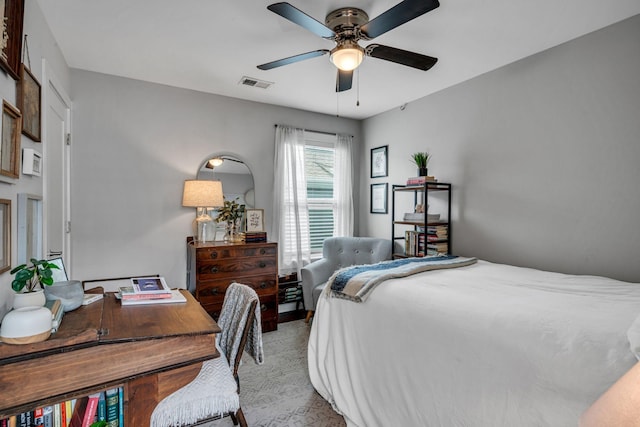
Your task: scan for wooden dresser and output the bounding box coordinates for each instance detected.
[187,239,279,332]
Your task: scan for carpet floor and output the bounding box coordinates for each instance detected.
[203,319,346,427]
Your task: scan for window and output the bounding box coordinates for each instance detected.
[304,132,336,252]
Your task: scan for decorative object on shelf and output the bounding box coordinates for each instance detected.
[370,183,388,214]
[216,197,245,242]
[44,280,84,312]
[17,36,41,141]
[21,148,42,176]
[0,198,9,273]
[370,145,388,178]
[1,100,22,178]
[0,306,52,345]
[182,179,224,242]
[245,208,265,232]
[406,175,436,185]
[411,151,431,177]
[10,258,61,299]
[0,0,24,80]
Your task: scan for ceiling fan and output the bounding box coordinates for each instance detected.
[257,0,440,92]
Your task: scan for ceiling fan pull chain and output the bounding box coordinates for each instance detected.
[356,68,360,107]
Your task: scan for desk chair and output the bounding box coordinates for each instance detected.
[151,282,264,427]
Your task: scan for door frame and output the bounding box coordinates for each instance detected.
[41,59,72,276]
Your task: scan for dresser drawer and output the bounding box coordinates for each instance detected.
[196,244,277,261]
[196,257,276,281]
[197,275,278,305]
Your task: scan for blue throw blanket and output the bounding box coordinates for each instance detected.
[328,255,477,302]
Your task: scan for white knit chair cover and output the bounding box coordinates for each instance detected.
[151,283,263,427]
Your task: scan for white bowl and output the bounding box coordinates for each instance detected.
[0,306,52,345]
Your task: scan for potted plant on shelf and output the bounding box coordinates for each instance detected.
[411,152,431,177]
[215,198,245,242]
[10,258,60,309]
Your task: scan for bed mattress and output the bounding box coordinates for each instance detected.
[308,260,640,427]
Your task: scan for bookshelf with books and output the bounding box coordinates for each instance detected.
[392,181,452,258]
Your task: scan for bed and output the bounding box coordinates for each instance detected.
[308,258,640,427]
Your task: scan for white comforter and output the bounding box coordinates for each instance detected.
[308,260,640,427]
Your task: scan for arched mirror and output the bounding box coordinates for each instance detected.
[196,153,255,208]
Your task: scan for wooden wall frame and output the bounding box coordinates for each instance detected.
[1,100,21,178]
[0,0,24,80]
[0,198,11,273]
[17,64,41,141]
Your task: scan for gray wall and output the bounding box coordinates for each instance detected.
[0,2,71,317]
[359,14,640,282]
[69,71,361,288]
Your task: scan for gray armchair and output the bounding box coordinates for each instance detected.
[301,237,392,322]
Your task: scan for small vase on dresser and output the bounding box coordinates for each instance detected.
[12,289,46,309]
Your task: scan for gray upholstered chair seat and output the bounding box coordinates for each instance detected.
[301,237,392,321]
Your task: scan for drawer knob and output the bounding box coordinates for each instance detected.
[209,266,219,274]
[259,282,267,289]
[260,249,266,255]
[259,262,266,268]
[209,252,218,259]
[260,303,268,312]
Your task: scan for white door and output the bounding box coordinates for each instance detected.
[43,61,72,274]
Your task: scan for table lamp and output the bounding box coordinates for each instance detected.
[182,180,224,242]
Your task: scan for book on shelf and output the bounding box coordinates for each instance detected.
[81,393,101,427]
[244,231,267,242]
[105,388,119,427]
[69,396,88,427]
[120,289,187,306]
[402,212,441,222]
[118,388,124,427]
[97,391,107,422]
[42,406,53,427]
[406,176,437,185]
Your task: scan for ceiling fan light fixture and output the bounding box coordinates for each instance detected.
[330,42,364,71]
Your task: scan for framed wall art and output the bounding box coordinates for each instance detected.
[370,183,388,214]
[245,208,265,232]
[17,64,41,141]
[0,0,24,80]
[0,198,10,273]
[17,193,42,265]
[1,100,21,178]
[371,145,388,178]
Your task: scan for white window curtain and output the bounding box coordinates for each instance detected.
[334,133,354,237]
[272,125,311,276]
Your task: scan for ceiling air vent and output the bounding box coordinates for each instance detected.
[239,76,273,89]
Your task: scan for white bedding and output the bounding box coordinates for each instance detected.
[308,260,640,427]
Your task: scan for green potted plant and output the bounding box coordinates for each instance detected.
[10,258,60,308]
[411,152,431,176]
[215,198,245,242]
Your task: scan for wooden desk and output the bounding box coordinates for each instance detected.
[0,290,221,425]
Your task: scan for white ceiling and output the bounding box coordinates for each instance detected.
[37,0,640,120]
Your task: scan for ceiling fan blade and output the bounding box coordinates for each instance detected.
[360,0,439,39]
[258,50,330,70]
[366,44,437,71]
[336,70,353,92]
[267,2,336,39]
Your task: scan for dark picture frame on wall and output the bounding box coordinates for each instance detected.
[370,183,388,214]
[0,0,25,80]
[370,145,388,178]
[17,64,42,141]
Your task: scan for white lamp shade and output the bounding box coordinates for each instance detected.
[182,180,224,208]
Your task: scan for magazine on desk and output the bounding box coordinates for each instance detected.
[131,276,172,294]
